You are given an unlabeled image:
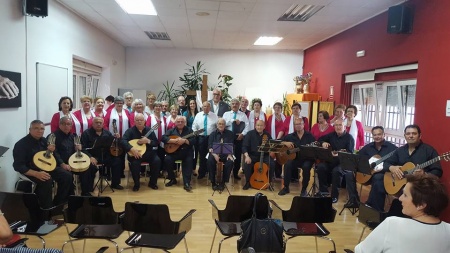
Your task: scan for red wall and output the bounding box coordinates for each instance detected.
[304,0,450,220]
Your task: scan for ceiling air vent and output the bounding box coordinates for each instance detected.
[145,31,171,40]
[278,4,324,22]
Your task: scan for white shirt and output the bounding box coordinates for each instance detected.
[355,216,450,253]
[192,111,218,136]
[222,110,249,136]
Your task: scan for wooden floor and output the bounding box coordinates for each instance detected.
[23,168,373,253]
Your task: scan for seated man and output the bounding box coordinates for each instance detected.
[13,120,73,208]
[242,120,274,190]
[53,116,96,196]
[207,118,234,191]
[278,117,316,196]
[121,113,161,192]
[80,117,124,190]
[162,116,196,191]
[316,119,355,204]
[359,126,398,211]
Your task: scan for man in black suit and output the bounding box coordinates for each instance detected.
[208,88,230,117]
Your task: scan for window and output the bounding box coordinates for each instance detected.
[72,59,102,109]
[351,79,417,146]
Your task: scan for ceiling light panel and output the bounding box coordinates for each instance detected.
[115,0,157,15]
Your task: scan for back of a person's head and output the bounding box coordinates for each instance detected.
[406,174,449,217]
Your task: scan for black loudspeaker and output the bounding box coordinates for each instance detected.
[23,0,48,18]
[387,5,414,34]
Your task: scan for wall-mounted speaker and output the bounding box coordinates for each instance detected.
[23,0,48,18]
[387,5,414,34]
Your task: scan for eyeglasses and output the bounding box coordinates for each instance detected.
[126,97,133,99]
[213,93,220,96]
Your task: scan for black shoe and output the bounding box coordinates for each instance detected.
[344,201,359,208]
[300,190,308,197]
[81,192,92,196]
[243,182,250,190]
[184,183,192,191]
[218,183,225,191]
[148,184,158,190]
[111,185,124,190]
[165,179,177,187]
[332,198,338,203]
[278,187,290,196]
[132,186,139,192]
[234,175,241,180]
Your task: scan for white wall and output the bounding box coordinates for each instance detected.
[125,48,303,108]
[0,0,126,191]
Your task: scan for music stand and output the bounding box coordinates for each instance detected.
[89,136,115,196]
[211,143,234,196]
[298,145,334,196]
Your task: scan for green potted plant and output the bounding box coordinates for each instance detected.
[217,74,233,104]
[157,80,181,107]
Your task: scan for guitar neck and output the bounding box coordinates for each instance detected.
[414,156,442,171]
[143,125,158,138]
[374,149,397,166]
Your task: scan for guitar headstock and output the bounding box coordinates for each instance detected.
[194,129,205,136]
[262,134,268,144]
[442,152,450,162]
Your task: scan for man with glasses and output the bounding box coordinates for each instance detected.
[208,88,230,117]
[123,91,134,113]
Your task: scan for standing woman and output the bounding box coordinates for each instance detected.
[148,101,167,173]
[51,96,79,133]
[128,99,149,127]
[248,98,266,131]
[166,105,179,130]
[265,102,286,178]
[310,110,334,140]
[73,95,94,135]
[355,174,450,253]
[92,96,107,118]
[183,99,198,128]
[330,104,346,125]
[144,93,156,115]
[344,105,365,150]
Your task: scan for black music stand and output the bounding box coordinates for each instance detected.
[337,152,372,215]
[211,143,234,196]
[89,136,115,196]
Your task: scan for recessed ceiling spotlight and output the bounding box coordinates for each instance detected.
[196,12,210,16]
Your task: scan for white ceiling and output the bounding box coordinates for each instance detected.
[57,0,404,50]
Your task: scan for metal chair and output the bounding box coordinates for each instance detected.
[62,196,124,253]
[15,174,37,193]
[0,192,65,248]
[121,202,196,253]
[270,196,337,253]
[208,195,270,253]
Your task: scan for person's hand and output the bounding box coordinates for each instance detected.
[227,154,233,161]
[236,134,244,141]
[413,168,424,176]
[213,153,220,163]
[235,119,241,125]
[245,155,252,164]
[0,76,19,99]
[61,163,71,172]
[137,137,149,145]
[75,144,82,151]
[282,142,294,149]
[389,166,404,179]
[114,133,120,138]
[322,142,330,148]
[47,144,55,152]
[90,157,98,166]
[130,148,142,159]
[34,171,51,181]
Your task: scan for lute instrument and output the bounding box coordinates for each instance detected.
[32,133,57,172]
[127,123,159,157]
[383,152,450,195]
[110,119,123,156]
[164,129,204,153]
[68,135,90,172]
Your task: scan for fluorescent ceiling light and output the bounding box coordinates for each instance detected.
[115,0,157,15]
[254,36,283,46]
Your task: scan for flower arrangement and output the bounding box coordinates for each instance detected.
[298,72,313,84]
[294,72,313,93]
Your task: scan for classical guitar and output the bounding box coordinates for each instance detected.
[276,141,320,165]
[68,135,90,172]
[127,123,159,157]
[249,135,269,190]
[164,129,204,153]
[356,149,397,185]
[383,152,450,195]
[32,133,57,172]
[110,119,123,156]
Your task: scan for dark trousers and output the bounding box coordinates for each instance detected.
[233,139,243,177]
[274,162,283,178]
[29,167,74,209]
[316,161,338,194]
[156,146,165,172]
[192,136,199,170]
[207,155,233,184]
[197,135,209,177]
[164,149,194,185]
[92,156,121,187]
[331,166,359,202]
[73,166,97,194]
[128,151,161,188]
[283,159,314,191]
[367,173,387,211]
[243,155,274,184]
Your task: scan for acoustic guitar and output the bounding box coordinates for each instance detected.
[110,119,123,156]
[32,133,57,172]
[68,135,90,172]
[383,152,450,195]
[355,149,397,185]
[127,123,159,157]
[164,129,204,153]
[275,141,320,165]
[249,135,269,190]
